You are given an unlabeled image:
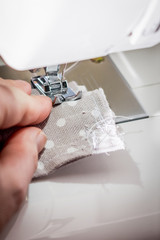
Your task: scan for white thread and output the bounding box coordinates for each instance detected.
[86,115,125,152]
[64,62,79,74]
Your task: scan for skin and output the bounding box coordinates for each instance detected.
[0,78,52,231]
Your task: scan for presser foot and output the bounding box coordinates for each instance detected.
[30,65,82,105]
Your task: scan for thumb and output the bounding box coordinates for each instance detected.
[0,127,46,230]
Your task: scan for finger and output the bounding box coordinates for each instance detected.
[0,78,31,95]
[0,127,46,184]
[0,84,52,129]
[0,127,46,230]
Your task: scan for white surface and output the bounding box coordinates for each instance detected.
[1,0,160,70]
[1,116,160,240]
[133,83,160,117]
[110,43,160,88]
[110,43,160,118]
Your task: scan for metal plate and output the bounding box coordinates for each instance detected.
[65,57,148,123]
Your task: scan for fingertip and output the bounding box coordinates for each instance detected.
[0,81,52,128]
[15,80,31,95]
[31,95,52,122]
[0,79,32,95]
[36,95,52,105]
[36,130,47,153]
[0,127,47,177]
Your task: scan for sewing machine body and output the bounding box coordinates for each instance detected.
[1,0,160,70]
[0,0,160,239]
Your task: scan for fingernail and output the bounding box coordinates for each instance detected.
[36,131,47,153]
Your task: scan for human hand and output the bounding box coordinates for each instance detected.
[0,78,52,231]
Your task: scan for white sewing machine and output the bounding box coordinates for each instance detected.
[0,0,160,239]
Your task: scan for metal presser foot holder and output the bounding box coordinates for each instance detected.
[31,65,82,105]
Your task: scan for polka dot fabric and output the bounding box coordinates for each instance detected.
[0,82,124,178]
[33,82,124,177]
